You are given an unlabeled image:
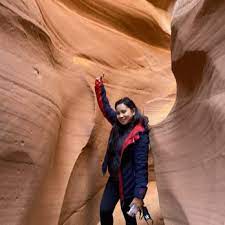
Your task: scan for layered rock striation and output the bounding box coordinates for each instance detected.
[0,1,174,224]
[152,0,225,224]
[2,1,224,225]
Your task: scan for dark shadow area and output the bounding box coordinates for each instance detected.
[1,151,34,165]
[172,51,206,98]
[197,0,225,17]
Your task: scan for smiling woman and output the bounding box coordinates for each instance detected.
[95,75,150,225]
[115,100,135,126]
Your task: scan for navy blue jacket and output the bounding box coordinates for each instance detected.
[95,79,149,201]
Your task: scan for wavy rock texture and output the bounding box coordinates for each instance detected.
[152,0,225,224]
[0,0,176,225]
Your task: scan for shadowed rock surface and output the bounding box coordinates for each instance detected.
[152,0,225,224]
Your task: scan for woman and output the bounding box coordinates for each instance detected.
[95,76,150,225]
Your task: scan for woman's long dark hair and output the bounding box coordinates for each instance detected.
[107,97,150,174]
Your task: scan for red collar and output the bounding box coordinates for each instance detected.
[120,123,145,157]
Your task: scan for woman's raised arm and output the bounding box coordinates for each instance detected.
[95,77,117,125]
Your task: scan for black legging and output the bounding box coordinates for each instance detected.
[100,177,137,225]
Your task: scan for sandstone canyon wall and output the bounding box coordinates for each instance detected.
[0,0,224,225]
[0,1,174,224]
[152,0,225,225]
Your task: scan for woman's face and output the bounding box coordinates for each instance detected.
[116,103,135,125]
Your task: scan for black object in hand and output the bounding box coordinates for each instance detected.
[142,206,153,224]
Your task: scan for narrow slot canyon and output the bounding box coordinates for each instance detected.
[0,1,225,225]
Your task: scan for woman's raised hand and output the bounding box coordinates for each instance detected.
[96,73,104,82]
[95,74,104,85]
[96,77,102,82]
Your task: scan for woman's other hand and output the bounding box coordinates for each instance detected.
[130,197,144,209]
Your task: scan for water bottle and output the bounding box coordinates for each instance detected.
[127,204,139,217]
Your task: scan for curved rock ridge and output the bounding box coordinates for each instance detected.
[57,0,171,48]
[152,0,225,225]
[147,0,176,10]
[0,0,175,225]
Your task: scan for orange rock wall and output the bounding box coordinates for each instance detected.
[3,1,225,225]
[152,0,225,224]
[0,1,174,224]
